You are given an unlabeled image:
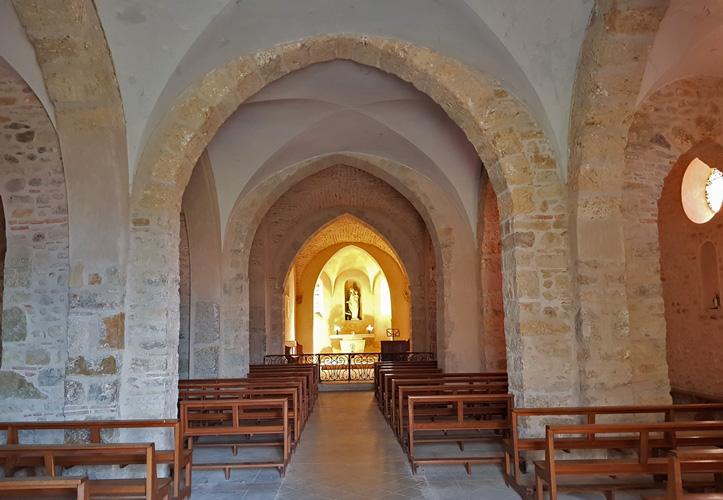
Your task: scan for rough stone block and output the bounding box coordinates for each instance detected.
[194,301,220,344]
[0,371,45,399]
[38,368,63,387]
[193,346,219,378]
[3,306,27,341]
[101,313,124,349]
[67,356,117,376]
[25,348,50,365]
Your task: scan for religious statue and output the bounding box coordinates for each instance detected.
[344,281,362,320]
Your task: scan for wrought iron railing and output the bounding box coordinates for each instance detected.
[263,352,435,382]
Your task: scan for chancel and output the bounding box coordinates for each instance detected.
[1,1,723,499]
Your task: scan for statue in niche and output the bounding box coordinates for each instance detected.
[345,280,362,320]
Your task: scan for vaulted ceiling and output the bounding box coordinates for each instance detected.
[3,0,723,242]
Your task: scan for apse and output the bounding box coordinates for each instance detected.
[278,213,413,356]
[287,245,400,354]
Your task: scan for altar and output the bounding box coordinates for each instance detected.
[329,333,375,353]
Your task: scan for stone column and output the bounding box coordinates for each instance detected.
[567,0,669,405]
[14,0,129,418]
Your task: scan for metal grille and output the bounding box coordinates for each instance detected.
[263,352,435,382]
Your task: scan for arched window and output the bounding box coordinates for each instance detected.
[313,280,324,316]
[705,168,723,214]
[682,158,723,223]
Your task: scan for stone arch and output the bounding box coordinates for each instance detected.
[622,76,723,404]
[246,164,433,364]
[0,59,70,420]
[276,216,415,358]
[127,35,575,417]
[12,0,129,419]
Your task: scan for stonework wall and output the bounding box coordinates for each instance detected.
[658,151,723,398]
[248,165,434,361]
[479,175,506,371]
[180,153,223,379]
[0,65,70,420]
[625,76,723,401]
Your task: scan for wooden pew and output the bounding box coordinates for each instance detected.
[406,393,513,474]
[0,476,89,500]
[0,419,190,500]
[394,380,509,440]
[504,403,723,497]
[386,373,507,422]
[249,365,318,404]
[0,442,170,500]
[373,360,437,395]
[179,398,290,478]
[180,377,310,423]
[643,449,723,499]
[178,386,301,447]
[376,367,442,406]
[251,362,320,387]
[534,421,723,500]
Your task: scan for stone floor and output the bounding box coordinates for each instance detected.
[190,390,661,499]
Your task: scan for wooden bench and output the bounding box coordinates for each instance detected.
[387,373,508,423]
[0,476,89,500]
[534,420,723,500]
[179,398,290,478]
[504,403,723,497]
[373,361,437,395]
[248,366,317,408]
[178,386,301,447]
[0,419,190,500]
[642,449,723,499]
[407,393,513,474]
[395,380,510,440]
[252,362,320,387]
[0,442,170,500]
[180,377,310,423]
[376,367,442,406]
[249,365,319,403]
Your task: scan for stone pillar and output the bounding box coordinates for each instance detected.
[567,0,669,405]
[0,66,70,419]
[13,0,129,417]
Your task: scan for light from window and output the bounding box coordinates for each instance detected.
[705,168,723,214]
[313,280,324,315]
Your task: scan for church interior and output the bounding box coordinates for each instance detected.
[1,0,723,498]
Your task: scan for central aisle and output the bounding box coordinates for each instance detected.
[275,391,519,499]
[192,390,520,499]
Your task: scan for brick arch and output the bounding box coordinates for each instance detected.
[128,35,575,416]
[284,214,411,349]
[290,214,402,279]
[0,61,70,420]
[247,171,430,363]
[221,153,474,379]
[623,76,723,404]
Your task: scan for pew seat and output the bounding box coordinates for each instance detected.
[0,476,89,500]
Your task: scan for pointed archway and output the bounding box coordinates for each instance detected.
[282,216,413,356]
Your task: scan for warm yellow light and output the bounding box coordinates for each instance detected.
[378,276,392,317]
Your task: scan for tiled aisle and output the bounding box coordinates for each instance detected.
[190,391,655,499]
